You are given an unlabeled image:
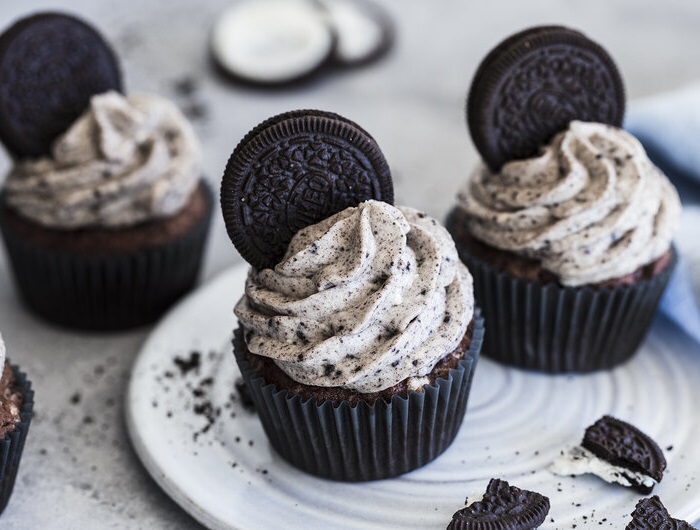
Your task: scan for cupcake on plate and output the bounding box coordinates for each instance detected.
[0,333,34,515]
[221,110,484,481]
[446,25,681,372]
[0,12,213,330]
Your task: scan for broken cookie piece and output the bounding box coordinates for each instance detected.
[447,478,550,530]
[626,496,696,529]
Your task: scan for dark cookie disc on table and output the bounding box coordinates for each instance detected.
[467,25,625,171]
[221,109,393,270]
[626,496,696,530]
[0,12,122,158]
[447,478,550,530]
[583,415,666,492]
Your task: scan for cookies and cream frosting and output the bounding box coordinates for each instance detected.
[0,333,5,368]
[457,121,681,286]
[4,91,200,229]
[235,200,474,393]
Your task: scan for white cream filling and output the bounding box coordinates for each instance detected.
[210,0,333,82]
[550,446,656,490]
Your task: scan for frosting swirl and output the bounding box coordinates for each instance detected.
[4,91,200,229]
[235,200,474,393]
[457,121,681,286]
[0,333,5,367]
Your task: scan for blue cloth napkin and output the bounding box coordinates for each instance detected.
[625,84,700,344]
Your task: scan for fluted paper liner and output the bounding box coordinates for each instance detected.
[456,246,677,373]
[233,312,484,482]
[0,183,213,331]
[0,363,34,514]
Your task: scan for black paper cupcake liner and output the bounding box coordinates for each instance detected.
[0,363,34,515]
[0,183,213,331]
[232,312,484,482]
[456,245,677,373]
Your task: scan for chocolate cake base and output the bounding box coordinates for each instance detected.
[0,180,211,254]
[445,207,677,373]
[0,362,33,515]
[0,180,213,331]
[446,207,673,287]
[233,312,485,481]
[243,320,474,406]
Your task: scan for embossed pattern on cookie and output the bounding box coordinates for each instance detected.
[626,496,696,530]
[447,478,550,530]
[466,25,625,171]
[0,12,122,157]
[220,109,393,269]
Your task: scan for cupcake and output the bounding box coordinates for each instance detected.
[446,26,681,372]
[0,333,34,515]
[221,110,484,481]
[0,12,212,330]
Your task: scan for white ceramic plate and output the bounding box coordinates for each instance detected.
[126,211,700,529]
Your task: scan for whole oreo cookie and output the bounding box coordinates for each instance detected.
[626,496,696,530]
[583,415,666,493]
[221,109,393,270]
[467,25,625,171]
[447,478,550,530]
[0,12,122,158]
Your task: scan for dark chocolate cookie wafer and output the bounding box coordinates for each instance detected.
[626,496,696,530]
[0,12,122,158]
[221,109,393,269]
[447,478,550,530]
[467,25,625,171]
[583,415,666,493]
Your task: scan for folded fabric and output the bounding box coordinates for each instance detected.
[626,85,700,344]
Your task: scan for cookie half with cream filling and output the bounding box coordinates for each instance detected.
[551,415,666,494]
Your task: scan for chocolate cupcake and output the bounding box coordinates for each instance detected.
[223,110,484,481]
[0,13,212,330]
[0,333,34,515]
[446,26,680,372]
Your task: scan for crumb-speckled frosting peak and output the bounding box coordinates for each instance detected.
[4,90,200,229]
[235,200,474,393]
[458,121,681,286]
[0,332,5,367]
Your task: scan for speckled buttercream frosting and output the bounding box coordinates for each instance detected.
[4,91,200,229]
[235,200,474,393]
[457,121,681,286]
[0,333,5,368]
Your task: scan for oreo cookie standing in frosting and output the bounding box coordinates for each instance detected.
[626,496,696,530]
[0,12,122,158]
[221,109,393,270]
[467,25,625,171]
[447,478,550,530]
